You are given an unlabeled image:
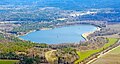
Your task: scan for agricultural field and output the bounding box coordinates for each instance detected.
[75,38,118,64]
[0,60,19,64]
[92,45,120,64]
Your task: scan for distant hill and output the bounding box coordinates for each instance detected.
[0,0,120,22]
[0,0,120,10]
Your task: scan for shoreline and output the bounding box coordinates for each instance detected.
[17,24,101,43]
[17,28,53,37]
[40,28,53,30]
[81,27,101,41]
[17,28,53,41]
[16,30,36,37]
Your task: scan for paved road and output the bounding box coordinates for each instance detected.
[86,39,120,64]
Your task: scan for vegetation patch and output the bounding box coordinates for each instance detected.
[75,38,118,64]
[45,50,58,63]
[92,46,120,64]
[0,60,19,64]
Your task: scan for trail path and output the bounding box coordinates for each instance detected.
[86,40,120,64]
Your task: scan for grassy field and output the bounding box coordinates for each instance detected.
[0,60,19,64]
[74,38,118,64]
[45,50,58,63]
[92,45,120,64]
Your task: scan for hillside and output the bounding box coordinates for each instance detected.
[92,45,120,64]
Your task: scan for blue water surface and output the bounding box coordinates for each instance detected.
[19,25,97,44]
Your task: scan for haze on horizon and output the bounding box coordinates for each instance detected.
[0,0,120,10]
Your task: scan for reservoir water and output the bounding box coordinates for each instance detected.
[19,24,97,44]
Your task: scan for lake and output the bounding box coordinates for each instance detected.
[19,24,97,44]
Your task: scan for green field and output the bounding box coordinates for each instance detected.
[92,45,120,64]
[0,60,19,64]
[75,38,118,64]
